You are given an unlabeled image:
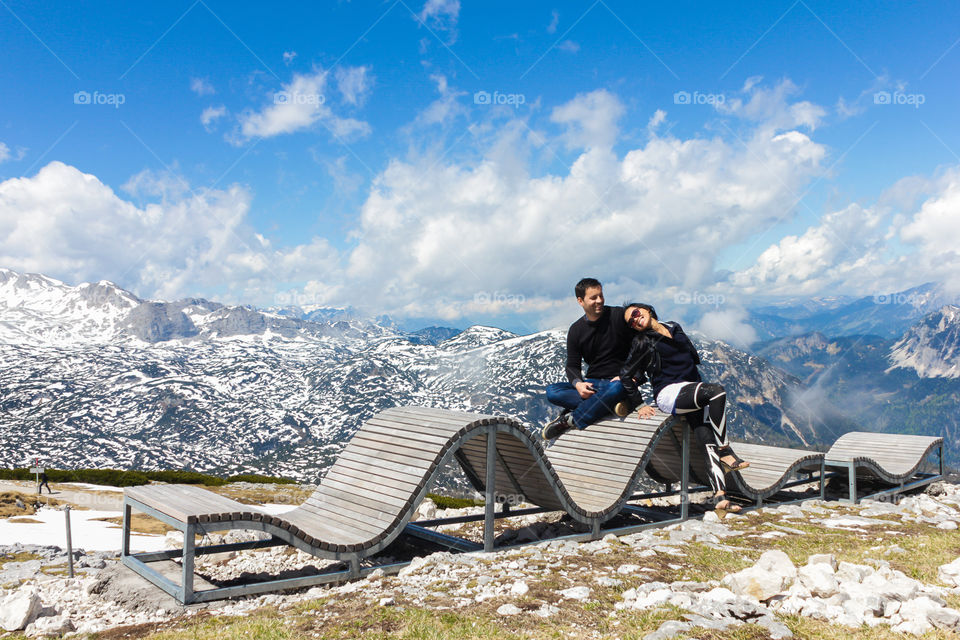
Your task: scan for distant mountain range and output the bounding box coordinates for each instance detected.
[747,282,960,341]
[1,268,957,484]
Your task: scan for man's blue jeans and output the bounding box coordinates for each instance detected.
[545,378,626,429]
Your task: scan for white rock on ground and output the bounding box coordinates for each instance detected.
[722,550,796,601]
[0,588,42,631]
[938,557,960,587]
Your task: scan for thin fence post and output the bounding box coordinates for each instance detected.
[65,506,75,578]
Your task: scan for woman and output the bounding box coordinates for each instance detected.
[619,303,749,512]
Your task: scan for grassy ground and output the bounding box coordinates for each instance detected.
[71,500,960,640]
[0,491,62,517]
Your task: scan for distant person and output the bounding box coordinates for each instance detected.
[39,471,52,494]
[542,278,633,440]
[619,303,749,512]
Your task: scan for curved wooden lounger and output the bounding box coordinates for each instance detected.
[824,431,944,503]
[122,406,683,603]
[643,417,825,506]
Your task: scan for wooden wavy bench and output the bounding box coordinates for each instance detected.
[643,417,826,507]
[122,406,687,604]
[824,431,944,503]
[122,406,946,604]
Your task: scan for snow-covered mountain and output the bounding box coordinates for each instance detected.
[0,269,879,482]
[888,305,960,378]
[747,283,960,341]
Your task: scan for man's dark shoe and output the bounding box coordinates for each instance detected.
[614,400,633,418]
[542,411,575,440]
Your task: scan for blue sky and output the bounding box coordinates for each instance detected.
[2,1,960,337]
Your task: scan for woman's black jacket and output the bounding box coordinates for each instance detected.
[619,321,701,406]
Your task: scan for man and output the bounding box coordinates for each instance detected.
[542,277,633,440]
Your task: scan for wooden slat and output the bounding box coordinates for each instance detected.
[348,433,446,462]
[317,476,412,513]
[337,449,430,479]
[342,441,438,468]
[325,466,421,501]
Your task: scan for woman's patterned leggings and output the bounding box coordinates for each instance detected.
[672,382,729,494]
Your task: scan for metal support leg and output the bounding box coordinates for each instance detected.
[484,431,497,552]
[181,524,196,605]
[819,460,826,500]
[349,556,360,578]
[591,520,601,539]
[848,463,857,503]
[680,421,690,521]
[121,503,131,557]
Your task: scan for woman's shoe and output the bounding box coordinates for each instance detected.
[718,447,750,473]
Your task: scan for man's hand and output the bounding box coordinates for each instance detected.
[575,381,595,399]
[637,405,657,419]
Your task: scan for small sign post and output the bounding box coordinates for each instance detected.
[29,458,44,495]
[65,506,74,578]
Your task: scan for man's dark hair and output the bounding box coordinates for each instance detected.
[575,277,602,300]
[626,302,658,320]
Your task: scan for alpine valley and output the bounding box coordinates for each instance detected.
[1,268,957,486]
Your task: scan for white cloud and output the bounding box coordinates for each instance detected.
[557,40,580,53]
[335,65,373,106]
[340,86,828,321]
[283,51,297,66]
[0,162,339,303]
[416,74,467,126]
[236,68,371,141]
[695,307,758,349]
[718,78,826,132]
[730,167,960,297]
[647,109,667,133]
[0,143,9,163]
[550,89,625,150]
[190,77,215,96]
[547,10,559,34]
[16,81,930,333]
[200,105,227,131]
[419,0,460,42]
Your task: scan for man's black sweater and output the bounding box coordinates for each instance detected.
[565,305,632,385]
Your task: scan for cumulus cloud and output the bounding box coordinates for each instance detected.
[335,65,373,106]
[416,74,468,126]
[731,167,960,298]
[200,105,227,131]
[718,78,826,132]
[10,81,912,336]
[190,78,215,96]
[237,68,371,141]
[695,307,759,349]
[419,0,460,43]
[339,87,828,323]
[0,162,339,303]
[550,89,625,150]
